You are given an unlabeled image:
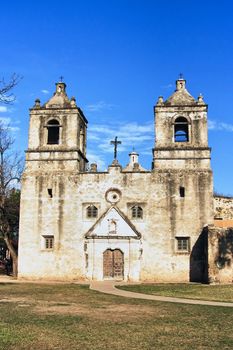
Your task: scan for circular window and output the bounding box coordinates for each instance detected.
[105,188,122,204]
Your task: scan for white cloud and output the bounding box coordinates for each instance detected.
[0,117,20,133]
[161,83,173,90]
[41,89,49,94]
[0,106,8,113]
[9,126,20,132]
[208,120,217,130]
[141,149,153,156]
[88,134,101,141]
[209,119,233,132]
[98,142,127,154]
[85,101,115,112]
[119,122,154,134]
[87,120,154,168]
[89,125,114,134]
[88,121,154,145]
[0,117,11,124]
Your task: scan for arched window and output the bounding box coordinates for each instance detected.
[131,206,143,219]
[47,119,60,144]
[86,205,98,218]
[174,117,189,142]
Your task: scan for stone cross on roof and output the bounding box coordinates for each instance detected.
[110,136,122,160]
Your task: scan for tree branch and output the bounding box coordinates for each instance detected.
[0,73,22,104]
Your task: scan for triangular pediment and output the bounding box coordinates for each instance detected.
[165,88,196,105]
[164,79,197,106]
[85,206,141,239]
[45,93,71,108]
[44,82,72,108]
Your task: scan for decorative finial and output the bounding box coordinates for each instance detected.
[70,96,76,107]
[197,93,204,104]
[90,163,97,172]
[157,96,164,105]
[34,98,41,108]
[59,76,64,82]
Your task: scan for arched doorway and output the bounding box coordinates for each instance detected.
[103,249,124,280]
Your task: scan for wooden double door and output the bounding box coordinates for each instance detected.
[103,249,124,279]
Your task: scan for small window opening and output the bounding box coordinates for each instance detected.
[174,117,189,142]
[80,125,84,152]
[48,188,53,198]
[131,205,143,219]
[109,219,117,234]
[86,205,98,218]
[47,119,60,144]
[176,237,190,252]
[43,236,54,250]
[180,186,185,198]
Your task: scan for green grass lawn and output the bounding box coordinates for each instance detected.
[117,283,233,302]
[0,283,233,350]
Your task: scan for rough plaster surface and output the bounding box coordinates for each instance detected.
[214,196,233,220]
[18,79,232,283]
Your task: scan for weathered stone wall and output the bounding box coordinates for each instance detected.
[214,196,233,228]
[208,226,233,283]
[214,196,233,219]
[18,163,213,282]
[18,79,214,283]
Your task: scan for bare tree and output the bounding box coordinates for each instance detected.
[0,74,22,104]
[0,122,22,276]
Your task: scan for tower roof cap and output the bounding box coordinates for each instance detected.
[44,81,74,108]
[164,77,196,106]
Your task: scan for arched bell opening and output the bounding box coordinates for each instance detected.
[174,117,189,142]
[47,119,60,144]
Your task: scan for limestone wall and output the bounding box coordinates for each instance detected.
[214,196,233,219]
[18,164,213,282]
[18,79,214,283]
[208,226,233,284]
[214,196,233,228]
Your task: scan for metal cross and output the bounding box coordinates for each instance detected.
[110,136,122,160]
[179,73,184,79]
[59,76,64,82]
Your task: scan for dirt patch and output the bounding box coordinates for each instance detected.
[0,296,35,303]
[96,304,159,321]
[34,302,158,321]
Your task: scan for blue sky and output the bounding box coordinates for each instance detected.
[0,0,233,194]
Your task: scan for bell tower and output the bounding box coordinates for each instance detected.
[152,78,214,282]
[26,80,88,173]
[153,77,211,170]
[19,81,88,280]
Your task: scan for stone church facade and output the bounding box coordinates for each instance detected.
[19,77,227,282]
